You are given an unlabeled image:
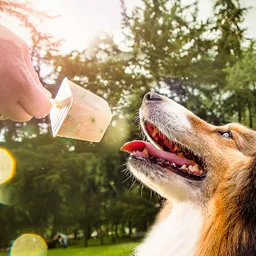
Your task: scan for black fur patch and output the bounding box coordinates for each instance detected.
[231,158,256,255]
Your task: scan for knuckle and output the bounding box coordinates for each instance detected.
[6,38,24,53]
[4,38,29,57]
[6,60,26,75]
[6,64,30,89]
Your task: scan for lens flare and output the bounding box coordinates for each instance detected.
[11,234,47,256]
[0,148,16,184]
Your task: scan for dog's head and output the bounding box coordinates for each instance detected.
[121,92,256,207]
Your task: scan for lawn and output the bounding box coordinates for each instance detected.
[0,242,139,256]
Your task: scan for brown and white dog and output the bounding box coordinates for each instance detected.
[121,92,256,256]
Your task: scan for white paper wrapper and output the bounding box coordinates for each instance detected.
[50,78,73,137]
[50,78,112,142]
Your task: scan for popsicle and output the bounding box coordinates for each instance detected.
[50,78,112,142]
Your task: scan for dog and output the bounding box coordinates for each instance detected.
[121,92,256,256]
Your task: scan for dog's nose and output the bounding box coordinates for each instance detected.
[144,92,163,102]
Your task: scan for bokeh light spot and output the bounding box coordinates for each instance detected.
[0,148,16,185]
[11,234,47,256]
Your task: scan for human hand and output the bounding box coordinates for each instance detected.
[0,25,52,122]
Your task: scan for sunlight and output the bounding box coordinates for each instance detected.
[0,148,16,185]
[31,0,62,10]
[11,234,47,256]
[30,0,123,53]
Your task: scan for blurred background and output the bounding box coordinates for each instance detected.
[0,0,256,255]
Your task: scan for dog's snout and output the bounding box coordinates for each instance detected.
[144,92,163,102]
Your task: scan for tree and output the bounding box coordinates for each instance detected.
[225,45,256,127]
[1,0,255,248]
[0,0,61,137]
[196,0,250,124]
[0,0,61,82]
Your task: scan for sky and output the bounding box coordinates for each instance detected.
[1,0,256,53]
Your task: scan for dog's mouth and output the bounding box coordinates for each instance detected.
[121,122,206,181]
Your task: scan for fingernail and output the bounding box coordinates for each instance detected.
[43,88,52,99]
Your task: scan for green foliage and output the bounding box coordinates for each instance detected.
[0,242,139,256]
[0,0,256,249]
[225,46,256,126]
[46,242,138,256]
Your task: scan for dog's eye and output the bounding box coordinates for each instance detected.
[218,131,233,139]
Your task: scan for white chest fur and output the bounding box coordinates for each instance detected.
[134,202,202,256]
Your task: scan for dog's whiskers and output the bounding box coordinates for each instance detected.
[140,183,145,197]
[121,168,128,173]
[128,178,137,191]
[123,174,133,184]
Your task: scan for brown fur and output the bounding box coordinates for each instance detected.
[196,158,256,256]
[158,118,256,255]
[131,94,256,255]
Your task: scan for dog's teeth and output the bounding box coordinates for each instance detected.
[171,163,176,167]
[152,127,158,137]
[143,148,149,157]
[188,165,199,173]
[193,164,199,170]
[181,165,187,170]
[188,165,194,172]
[192,164,200,172]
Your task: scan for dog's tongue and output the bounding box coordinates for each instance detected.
[121,140,194,166]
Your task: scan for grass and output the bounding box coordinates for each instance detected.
[0,241,139,256]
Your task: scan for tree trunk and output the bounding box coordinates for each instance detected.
[74,229,78,240]
[248,103,253,128]
[121,222,125,237]
[98,224,104,245]
[83,198,89,247]
[111,224,116,244]
[84,224,89,247]
[87,224,91,239]
[115,224,119,238]
[238,109,242,123]
[143,221,147,232]
[128,220,132,238]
